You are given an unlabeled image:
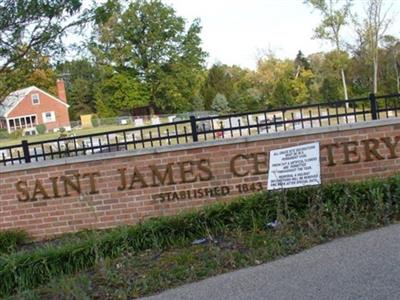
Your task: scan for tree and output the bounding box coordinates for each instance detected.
[190,95,205,111]
[354,0,392,94]
[377,36,400,94]
[211,93,230,114]
[294,50,311,78]
[56,59,102,120]
[91,0,206,113]
[306,0,352,101]
[0,49,57,96]
[0,0,116,101]
[252,54,295,106]
[95,71,149,117]
[201,64,235,109]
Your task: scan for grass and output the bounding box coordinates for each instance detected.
[0,124,135,147]
[2,174,400,298]
[0,230,30,255]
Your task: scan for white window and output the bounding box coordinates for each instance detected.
[32,94,40,105]
[42,111,56,123]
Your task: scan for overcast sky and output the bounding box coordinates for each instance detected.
[79,0,399,70]
[162,0,399,70]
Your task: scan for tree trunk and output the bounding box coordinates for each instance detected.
[340,68,349,109]
[373,58,378,94]
[395,59,400,94]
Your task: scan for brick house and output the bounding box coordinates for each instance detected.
[0,80,70,134]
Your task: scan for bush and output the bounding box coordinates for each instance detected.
[91,116,100,127]
[58,127,68,138]
[9,129,23,139]
[36,124,46,134]
[211,93,230,114]
[0,128,9,139]
[0,230,30,254]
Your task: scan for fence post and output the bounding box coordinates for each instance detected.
[189,115,198,142]
[369,93,378,120]
[21,140,31,163]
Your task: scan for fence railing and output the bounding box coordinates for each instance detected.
[1,93,400,166]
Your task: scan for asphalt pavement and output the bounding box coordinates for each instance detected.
[143,224,400,300]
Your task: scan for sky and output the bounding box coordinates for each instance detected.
[161,0,400,70]
[80,0,400,70]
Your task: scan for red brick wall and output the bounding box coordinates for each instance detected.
[1,122,400,240]
[8,89,70,130]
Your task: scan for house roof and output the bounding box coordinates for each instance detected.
[0,86,69,118]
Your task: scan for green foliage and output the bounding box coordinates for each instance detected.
[0,230,30,254]
[91,116,100,127]
[2,174,400,297]
[35,124,46,135]
[0,128,9,139]
[211,93,230,114]
[95,71,149,117]
[0,0,89,100]
[190,96,205,111]
[91,0,206,113]
[56,59,102,120]
[9,129,23,139]
[200,64,256,111]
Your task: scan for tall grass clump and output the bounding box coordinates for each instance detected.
[0,229,30,254]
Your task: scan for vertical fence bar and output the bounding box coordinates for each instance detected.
[157,126,162,146]
[174,124,179,144]
[317,105,322,127]
[246,115,251,135]
[369,93,378,120]
[21,140,31,163]
[190,115,198,142]
[291,113,295,130]
[283,111,287,131]
[184,126,189,143]
[229,117,233,137]
[384,97,389,118]
[41,143,46,160]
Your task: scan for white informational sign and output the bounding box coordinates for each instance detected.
[267,142,321,190]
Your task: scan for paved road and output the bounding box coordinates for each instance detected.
[143,224,400,300]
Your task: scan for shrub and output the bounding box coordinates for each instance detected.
[0,128,9,139]
[36,124,46,134]
[91,116,100,127]
[0,230,30,254]
[9,129,23,139]
[58,127,68,138]
[211,93,230,114]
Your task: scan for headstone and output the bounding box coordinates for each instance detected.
[151,116,161,125]
[135,118,144,127]
[347,115,356,123]
[248,115,255,125]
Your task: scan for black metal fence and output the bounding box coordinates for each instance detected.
[1,93,400,166]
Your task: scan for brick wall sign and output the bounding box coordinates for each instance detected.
[2,118,400,239]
